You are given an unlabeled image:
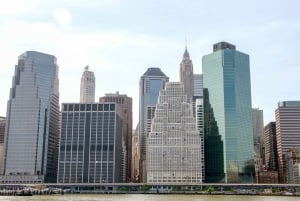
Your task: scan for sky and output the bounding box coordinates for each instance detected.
[0,0,299,127]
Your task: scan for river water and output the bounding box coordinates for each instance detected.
[0,194,298,201]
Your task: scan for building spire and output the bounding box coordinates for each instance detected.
[84,65,89,71]
[183,35,190,59]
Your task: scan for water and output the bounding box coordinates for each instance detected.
[0,194,298,201]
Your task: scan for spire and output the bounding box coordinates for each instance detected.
[183,46,190,59]
[183,36,190,59]
[84,65,89,71]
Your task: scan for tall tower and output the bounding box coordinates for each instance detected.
[147,82,203,184]
[1,51,60,183]
[180,47,194,102]
[99,92,133,182]
[264,122,278,171]
[139,67,169,182]
[80,65,95,103]
[203,42,254,183]
[275,101,300,183]
[252,108,264,173]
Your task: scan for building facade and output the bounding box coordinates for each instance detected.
[57,103,126,183]
[275,101,300,183]
[80,66,95,103]
[287,149,300,184]
[193,74,203,98]
[147,82,203,184]
[252,108,264,173]
[139,67,169,182]
[203,88,225,182]
[0,117,5,173]
[1,51,60,183]
[180,48,194,102]
[99,92,133,182]
[263,122,278,171]
[202,42,254,183]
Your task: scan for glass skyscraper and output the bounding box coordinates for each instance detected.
[1,51,59,183]
[139,67,169,182]
[202,42,254,183]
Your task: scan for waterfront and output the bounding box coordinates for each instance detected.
[0,194,299,201]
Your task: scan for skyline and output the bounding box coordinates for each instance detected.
[1,0,300,127]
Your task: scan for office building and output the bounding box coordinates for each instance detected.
[1,51,60,183]
[147,82,203,183]
[193,74,203,98]
[132,126,140,182]
[139,67,169,182]
[57,103,126,183]
[99,92,133,182]
[263,122,278,171]
[287,149,300,184]
[0,117,5,172]
[202,42,254,183]
[80,65,95,103]
[180,48,194,102]
[203,88,225,182]
[252,108,264,173]
[275,101,300,183]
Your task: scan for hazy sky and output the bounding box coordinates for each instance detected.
[0,0,299,126]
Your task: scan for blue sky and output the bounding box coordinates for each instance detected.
[0,0,299,126]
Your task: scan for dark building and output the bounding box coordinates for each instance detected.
[203,89,225,183]
[99,92,133,182]
[263,122,278,171]
[57,103,126,183]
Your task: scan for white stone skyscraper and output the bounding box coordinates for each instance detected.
[147,82,203,184]
[80,65,95,103]
[180,47,194,102]
[1,51,60,183]
[139,67,169,182]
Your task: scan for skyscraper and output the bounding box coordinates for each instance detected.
[275,101,300,183]
[147,82,203,184]
[139,67,169,182]
[203,88,224,182]
[0,117,5,173]
[252,108,264,173]
[180,47,194,102]
[263,122,278,171]
[202,42,254,183]
[99,92,133,182]
[58,103,126,183]
[1,51,59,183]
[80,65,95,103]
[193,74,203,98]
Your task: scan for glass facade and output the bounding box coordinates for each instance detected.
[58,103,125,183]
[202,42,254,183]
[2,51,59,183]
[139,67,169,182]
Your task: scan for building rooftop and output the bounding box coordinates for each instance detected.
[278,101,300,107]
[143,67,167,77]
[213,41,236,52]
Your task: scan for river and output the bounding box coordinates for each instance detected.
[0,194,299,201]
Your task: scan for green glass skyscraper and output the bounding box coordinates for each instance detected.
[202,42,254,183]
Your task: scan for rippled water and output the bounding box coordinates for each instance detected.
[0,194,299,201]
